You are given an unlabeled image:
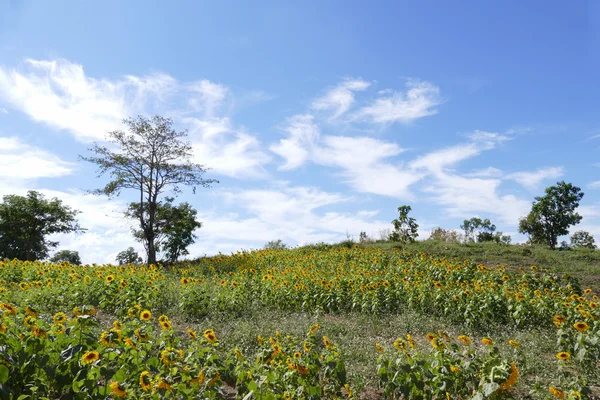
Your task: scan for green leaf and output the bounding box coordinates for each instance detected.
[0,365,8,384]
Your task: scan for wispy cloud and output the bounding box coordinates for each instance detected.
[0,136,74,179]
[354,79,441,124]
[270,114,320,170]
[464,167,503,178]
[506,167,564,190]
[589,180,600,189]
[312,78,370,119]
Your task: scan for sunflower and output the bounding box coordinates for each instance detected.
[583,289,592,295]
[235,348,244,359]
[140,310,152,321]
[105,275,115,283]
[458,335,471,345]
[309,323,320,335]
[52,323,66,334]
[375,343,383,353]
[139,371,152,391]
[508,340,520,347]
[549,387,565,399]
[82,351,100,364]
[573,322,588,332]
[257,335,263,345]
[113,320,122,329]
[556,352,570,360]
[160,320,172,331]
[109,381,127,398]
[499,363,519,391]
[160,347,183,365]
[450,365,461,373]
[0,324,7,333]
[293,351,301,359]
[187,328,197,339]
[157,379,173,391]
[204,329,217,343]
[24,315,37,327]
[406,334,415,349]
[32,326,47,339]
[1,303,17,315]
[425,333,436,343]
[481,337,493,346]
[134,328,150,342]
[590,302,599,309]
[53,312,66,323]
[158,315,169,323]
[323,336,332,349]
[394,338,407,351]
[180,277,190,285]
[303,341,311,352]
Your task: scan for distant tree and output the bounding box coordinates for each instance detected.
[389,205,419,243]
[0,191,84,261]
[429,228,460,243]
[359,231,371,243]
[81,115,217,265]
[518,181,584,249]
[116,247,143,265]
[460,217,497,242]
[126,198,202,263]
[570,231,596,249]
[50,250,82,265]
[264,239,288,250]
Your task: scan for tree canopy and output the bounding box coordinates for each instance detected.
[81,115,217,265]
[115,247,143,265]
[125,198,202,263]
[389,205,419,243]
[518,181,584,249]
[50,249,82,265]
[0,191,84,261]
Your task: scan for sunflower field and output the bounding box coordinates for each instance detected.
[0,247,598,399]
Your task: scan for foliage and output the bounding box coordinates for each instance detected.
[126,198,202,263]
[0,191,84,261]
[50,250,82,265]
[570,231,597,249]
[428,227,462,243]
[460,217,511,244]
[389,205,419,243]
[264,239,288,250]
[518,181,584,249]
[81,115,217,265]
[115,247,143,265]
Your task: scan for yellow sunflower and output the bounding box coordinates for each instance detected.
[573,322,588,332]
[203,329,217,343]
[499,363,519,391]
[549,387,565,399]
[323,336,332,349]
[140,310,152,321]
[458,335,471,345]
[53,312,67,323]
[508,340,520,347]
[109,381,127,398]
[82,351,99,364]
[187,328,197,339]
[556,352,570,360]
[481,337,493,346]
[139,371,152,391]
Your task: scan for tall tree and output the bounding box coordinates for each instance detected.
[389,205,419,243]
[518,181,584,249]
[81,115,217,265]
[125,198,202,263]
[50,250,82,265]
[0,191,84,261]
[570,231,596,249]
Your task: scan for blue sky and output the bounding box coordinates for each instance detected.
[0,1,599,263]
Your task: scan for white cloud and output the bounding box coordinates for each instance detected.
[0,136,74,179]
[465,167,503,178]
[507,167,564,190]
[410,131,508,173]
[589,180,600,189]
[0,58,270,178]
[0,108,7,114]
[355,79,441,124]
[270,114,320,170]
[187,117,271,178]
[312,78,370,119]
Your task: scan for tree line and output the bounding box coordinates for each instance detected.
[0,115,596,266]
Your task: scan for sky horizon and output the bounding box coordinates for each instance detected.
[0,1,599,264]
